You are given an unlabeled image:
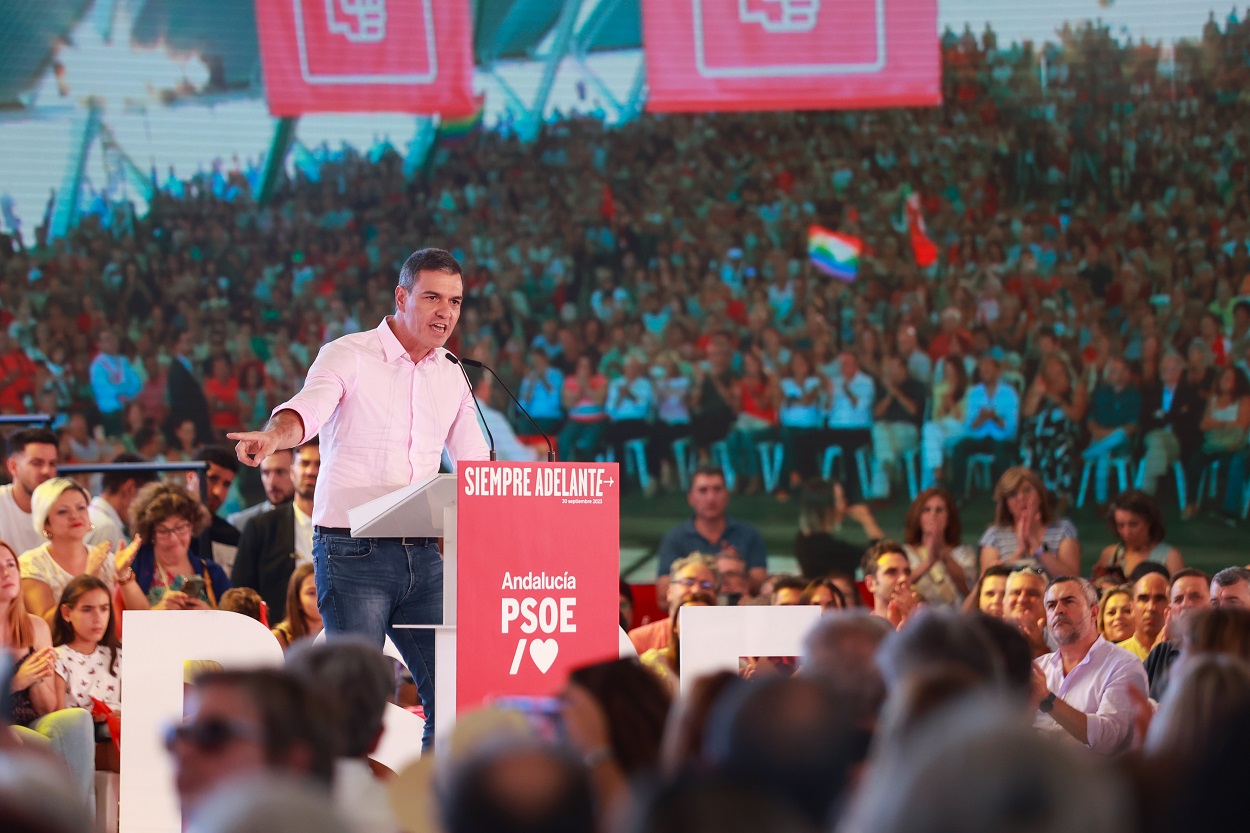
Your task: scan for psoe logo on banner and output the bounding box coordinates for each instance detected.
[694,0,886,78]
[501,574,579,676]
[293,0,438,85]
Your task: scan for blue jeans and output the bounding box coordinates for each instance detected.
[1082,428,1131,503]
[313,531,442,749]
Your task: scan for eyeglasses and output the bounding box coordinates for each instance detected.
[674,577,716,590]
[153,521,194,539]
[163,718,265,753]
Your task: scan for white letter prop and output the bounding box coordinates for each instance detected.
[678,605,821,697]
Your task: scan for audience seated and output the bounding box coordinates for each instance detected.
[4,13,1250,832]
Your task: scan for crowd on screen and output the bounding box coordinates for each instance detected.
[3,11,1250,833]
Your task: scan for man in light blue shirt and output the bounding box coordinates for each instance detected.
[822,352,876,503]
[948,349,1020,494]
[605,352,657,490]
[518,349,565,435]
[89,330,142,437]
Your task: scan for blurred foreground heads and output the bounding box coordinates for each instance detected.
[439,741,595,833]
[841,697,1130,833]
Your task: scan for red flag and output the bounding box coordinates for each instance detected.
[906,190,939,267]
[599,184,616,222]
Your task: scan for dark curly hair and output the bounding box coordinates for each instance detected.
[128,481,212,543]
[1105,490,1166,547]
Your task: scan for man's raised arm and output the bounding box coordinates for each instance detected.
[229,410,305,468]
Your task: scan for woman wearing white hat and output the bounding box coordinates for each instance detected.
[18,477,146,623]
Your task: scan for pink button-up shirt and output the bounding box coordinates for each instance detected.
[274,319,489,527]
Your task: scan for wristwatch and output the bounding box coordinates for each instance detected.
[1039,692,1057,713]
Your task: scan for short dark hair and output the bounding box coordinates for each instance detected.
[1171,568,1210,591]
[441,743,595,833]
[192,668,341,785]
[968,613,1034,700]
[1106,490,1166,545]
[286,637,395,759]
[1127,561,1170,585]
[861,540,907,577]
[1212,566,1250,589]
[101,452,158,495]
[688,466,727,490]
[704,676,859,827]
[133,423,159,451]
[1045,575,1098,607]
[6,428,57,458]
[195,445,239,474]
[398,248,463,291]
[771,575,808,601]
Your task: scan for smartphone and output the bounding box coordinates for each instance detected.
[181,576,206,599]
[494,695,563,741]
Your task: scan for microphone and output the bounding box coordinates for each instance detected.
[449,355,557,462]
[445,353,496,461]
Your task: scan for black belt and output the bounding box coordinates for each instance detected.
[314,526,437,546]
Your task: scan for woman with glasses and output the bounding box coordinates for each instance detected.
[128,482,231,610]
[977,467,1080,577]
[19,477,147,622]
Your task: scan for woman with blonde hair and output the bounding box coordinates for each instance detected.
[1097,585,1136,644]
[977,467,1080,576]
[19,477,146,622]
[639,591,717,695]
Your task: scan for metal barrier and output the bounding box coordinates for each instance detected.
[0,414,54,428]
[57,461,214,558]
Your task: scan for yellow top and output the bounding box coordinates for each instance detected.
[1116,634,1150,662]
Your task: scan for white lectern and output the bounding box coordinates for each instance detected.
[347,473,460,745]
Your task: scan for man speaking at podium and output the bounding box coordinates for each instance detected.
[229,248,488,749]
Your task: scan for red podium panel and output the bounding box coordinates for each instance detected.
[456,462,621,712]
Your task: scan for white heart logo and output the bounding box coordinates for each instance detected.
[529,638,559,674]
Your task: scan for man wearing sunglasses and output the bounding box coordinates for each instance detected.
[165,669,338,816]
[628,553,719,654]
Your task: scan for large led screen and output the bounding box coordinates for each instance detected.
[255,0,476,115]
[643,0,941,112]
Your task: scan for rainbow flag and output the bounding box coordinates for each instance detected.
[808,225,861,282]
[438,96,485,145]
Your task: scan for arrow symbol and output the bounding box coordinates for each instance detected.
[605,476,615,487]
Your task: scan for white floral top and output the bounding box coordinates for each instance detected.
[19,543,116,602]
[54,644,122,710]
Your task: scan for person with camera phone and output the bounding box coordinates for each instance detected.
[125,483,230,610]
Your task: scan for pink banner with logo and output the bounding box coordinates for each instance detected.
[643,0,940,113]
[456,462,621,712]
[254,0,476,116]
